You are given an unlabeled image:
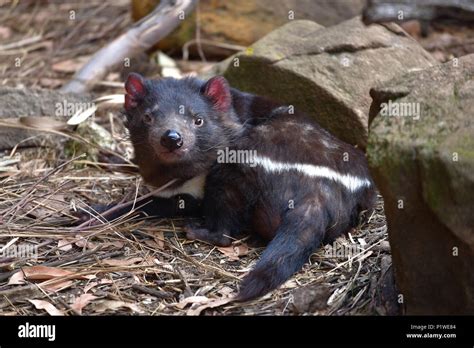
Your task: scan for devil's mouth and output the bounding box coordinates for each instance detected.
[157,148,188,161]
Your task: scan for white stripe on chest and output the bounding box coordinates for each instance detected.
[153,174,206,199]
[253,155,371,192]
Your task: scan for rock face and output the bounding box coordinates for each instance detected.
[367,54,474,314]
[0,88,91,150]
[220,17,437,149]
[132,0,366,57]
[0,88,91,119]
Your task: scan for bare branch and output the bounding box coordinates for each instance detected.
[61,0,198,93]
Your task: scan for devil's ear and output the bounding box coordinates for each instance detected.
[202,76,231,112]
[125,73,146,110]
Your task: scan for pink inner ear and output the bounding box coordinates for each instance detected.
[204,76,231,112]
[125,73,145,99]
[124,94,137,110]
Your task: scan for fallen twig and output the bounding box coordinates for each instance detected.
[61,0,198,93]
[131,284,174,299]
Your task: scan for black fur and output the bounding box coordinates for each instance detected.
[106,74,376,301]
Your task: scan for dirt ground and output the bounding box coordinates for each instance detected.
[5,0,468,315]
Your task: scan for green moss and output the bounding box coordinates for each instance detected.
[157,12,196,51]
[367,132,422,192]
[174,15,197,45]
[419,151,446,211]
[65,122,115,168]
[453,82,460,101]
[64,139,97,168]
[453,134,474,161]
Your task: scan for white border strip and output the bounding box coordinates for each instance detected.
[253,155,371,192]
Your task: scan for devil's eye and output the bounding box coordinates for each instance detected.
[194,117,204,127]
[143,112,152,124]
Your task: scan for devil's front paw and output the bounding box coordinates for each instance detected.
[183,225,206,241]
[71,210,92,226]
[183,225,232,247]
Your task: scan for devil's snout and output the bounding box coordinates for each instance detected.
[160,130,183,151]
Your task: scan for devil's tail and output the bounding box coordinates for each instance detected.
[236,206,332,302]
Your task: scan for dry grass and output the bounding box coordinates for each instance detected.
[0,0,131,90]
[0,0,392,316]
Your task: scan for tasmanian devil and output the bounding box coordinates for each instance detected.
[99,72,376,301]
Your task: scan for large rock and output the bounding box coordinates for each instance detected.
[0,88,92,119]
[367,54,474,314]
[133,0,366,58]
[220,17,437,149]
[0,88,91,150]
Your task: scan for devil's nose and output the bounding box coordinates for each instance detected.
[160,130,183,150]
